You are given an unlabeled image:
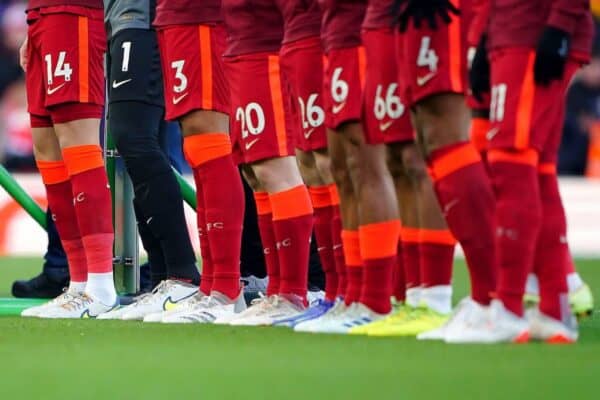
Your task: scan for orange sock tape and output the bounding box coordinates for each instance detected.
[309,185,334,209]
[470,117,491,153]
[487,148,539,167]
[429,143,481,181]
[61,145,104,176]
[341,230,361,267]
[538,162,557,175]
[183,133,232,168]
[270,185,313,221]
[253,192,272,216]
[359,220,401,260]
[36,160,70,185]
[400,227,420,243]
[419,229,456,246]
[328,184,340,206]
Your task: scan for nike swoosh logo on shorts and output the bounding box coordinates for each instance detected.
[416,72,437,86]
[172,93,189,104]
[332,102,346,114]
[486,127,500,141]
[304,128,316,139]
[47,83,66,95]
[379,120,394,132]
[112,79,132,88]
[245,138,260,151]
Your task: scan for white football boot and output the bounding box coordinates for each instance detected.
[527,308,578,344]
[39,293,118,319]
[21,290,81,318]
[294,299,348,332]
[143,291,206,322]
[418,297,487,341]
[446,299,529,344]
[227,294,304,326]
[111,280,197,321]
[308,302,387,334]
[162,289,247,324]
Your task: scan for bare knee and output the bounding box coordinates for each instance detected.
[180,110,229,136]
[313,149,334,184]
[250,156,304,193]
[295,150,323,187]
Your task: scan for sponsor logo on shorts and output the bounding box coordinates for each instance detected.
[332,101,346,114]
[317,246,327,252]
[47,83,66,95]
[486,127,500,141]
[245,138,260,151]
[379,120,394,132]
[304,128,316,140]
[332,244,343,250]
[416,72,437,87]
[172,92,189,105]
[112,79,132,89]
[443,198,460,216]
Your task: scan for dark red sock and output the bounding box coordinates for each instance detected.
[331,200,347,298]
[342,230,362,305]
[358,220,401,314]
[185,134,243,299]
[533,166,569,320]
[428,142,497,305]
[419,229,455,287]
[488,150,542,316]
[270,185,313,301]
[392,242,406,301]
[400,227,420,289]
[309,185,338,301]
[192,170,213,295]
[254,192,279,296]
[37,160,87,283]
[62,145,114,274]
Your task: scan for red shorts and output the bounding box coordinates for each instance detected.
[280,37,328,152]
[157,24,229,121]
[362,28,413,145]
[465,45,491,112]
[398,14,468,106]
[323,46,366,130]
[225,52,296,164]
[488,48,579,163]
[26,7,105,127]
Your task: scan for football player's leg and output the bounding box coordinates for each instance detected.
[416,94,497,308]
[342,122,400,316]
[181,110,244,301]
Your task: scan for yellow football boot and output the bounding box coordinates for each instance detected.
[367,306,449,337]
[348,304,412,335]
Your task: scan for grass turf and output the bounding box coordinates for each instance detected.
[0,257,598,399]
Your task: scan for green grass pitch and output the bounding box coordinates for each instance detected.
[0,257,598,399]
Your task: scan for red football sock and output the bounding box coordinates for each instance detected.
[184,133,244,299]
[254,192,279,296]
[419,229,455,287]
[309,185,338,301]
[533,163,569,320]
[359,220,401,314]
[329,186,346,298]
[62,145,113,274]
[270,185,313,301]
[392,242,406,301]
[37,160,87,283]
[192,169,212,295]
[342,230,362,305]
[428,142,497,305]
[488,149,542,316]
[401,227,420,289]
